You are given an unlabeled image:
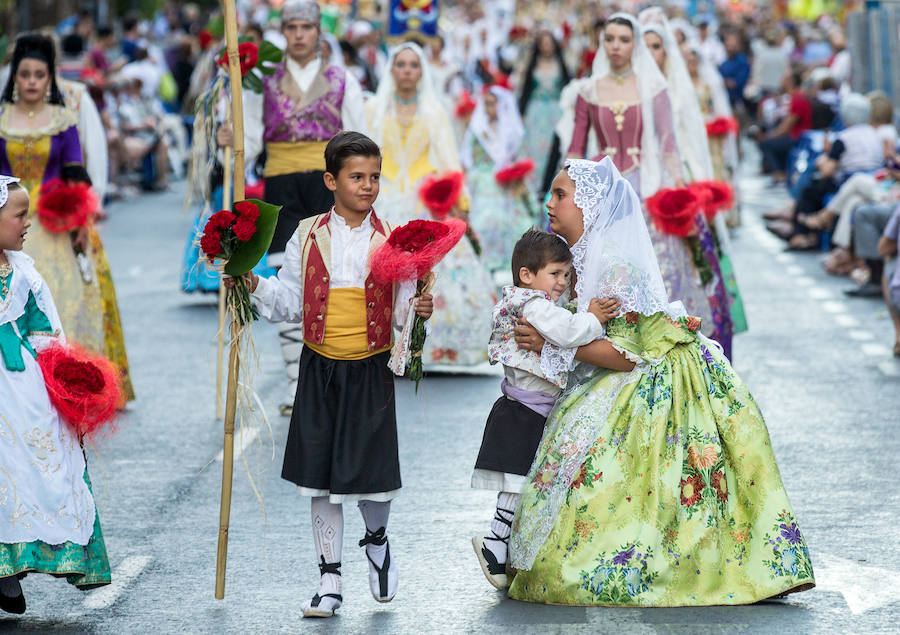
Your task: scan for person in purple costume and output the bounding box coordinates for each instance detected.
[237,0,366,415]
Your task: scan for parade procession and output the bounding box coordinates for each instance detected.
[1,0,899,631]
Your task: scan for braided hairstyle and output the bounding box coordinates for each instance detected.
[2,33,65,105]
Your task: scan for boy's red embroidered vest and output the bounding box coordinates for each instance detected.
[299,210,394,353]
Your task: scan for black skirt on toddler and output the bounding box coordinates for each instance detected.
[474,396,547,476]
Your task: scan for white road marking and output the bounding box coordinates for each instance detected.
[775,253,795,264]
[83,555,152,610]
[878,361,900,377]
[862,343,892,357]
[834,314,860,328]
[215,426,260,462]
[808,288,833,300]
[815,554,900,614]
[822,301,846,313]
[796,276,816,287]
[847,331,875,341]
[786,265,804,275]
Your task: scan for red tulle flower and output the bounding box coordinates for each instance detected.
[217,42,259,76]
[705,116,738,137]
[454,90,476,119]
[418,171,465,220]
[495,158,535,185]
[36,179,98,233]
[646,187,702,237]
[233,201,260,241]
[689,181,735,220]
[38,342,124,439]
[370,218,467,284]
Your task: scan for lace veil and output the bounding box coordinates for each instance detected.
[460,85,525,170]
[639,8,714,182]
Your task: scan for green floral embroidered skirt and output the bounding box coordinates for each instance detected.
[0,472,110,589]
[509,312,814,606]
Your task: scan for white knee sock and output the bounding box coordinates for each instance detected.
[484,491,519,564]
[278,323,302,383]
[310,497,343,604]
[357,500,390,568]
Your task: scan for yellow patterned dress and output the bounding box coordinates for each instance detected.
[509,312,814,605]
[0,104,134,399]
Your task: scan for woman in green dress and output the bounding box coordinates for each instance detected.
[506,158,814,606]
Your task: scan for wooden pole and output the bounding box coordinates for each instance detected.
[215,0,247,600]
[215,146,232,421]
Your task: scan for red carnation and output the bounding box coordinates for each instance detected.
[208,209,236,230]
[200,228,223,260]
[705,116,738,137]
[38,341,124,439]
[232,201,260,241]
[371,218,467,284]
[218,41,259,76]
[495,158,535,185]
[198,30,214,51]
[36,179,98,233]
[689,181,735,220]
[418,171,464,220]
[646,187,702,238]
[234,200,260,223]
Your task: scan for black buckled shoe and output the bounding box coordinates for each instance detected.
[301,557,342,618]
[359,527,397,603]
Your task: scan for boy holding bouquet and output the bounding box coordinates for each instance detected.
[240,132,433,618]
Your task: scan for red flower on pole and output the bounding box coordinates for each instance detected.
[418,171,465,220]
[646,187,702,238]
[38,341,124,439]
[36,179,98,233]
[217,41,259,76]
[495,158,535,185]
[370,218,467,284]
[689,181,735,220]
[705,116,738,137]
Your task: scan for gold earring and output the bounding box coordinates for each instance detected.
[45,84,51,103]
[11,85,18,102]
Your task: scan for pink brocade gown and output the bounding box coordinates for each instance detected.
[568,96,733,356]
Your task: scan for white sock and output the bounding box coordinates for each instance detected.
[278,323,302,382]
[358,500,390,567]
[309,497,343,606]
[0,575,21,598]
[484,492,519,564]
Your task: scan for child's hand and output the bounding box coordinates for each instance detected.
[223,272,258,293]
[414,293,434,320]
[588,297,621,324]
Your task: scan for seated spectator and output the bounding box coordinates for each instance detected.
[58,34,87,81]
[116,77,170,192]
[757,69,812,183]
[783,93,885,249]
[878,206,900,356]
[120,47,164,99]
[88,25,126,76]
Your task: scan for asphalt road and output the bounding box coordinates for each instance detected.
[2,155,899,633]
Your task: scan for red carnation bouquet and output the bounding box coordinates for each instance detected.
[200,199,280,325]
[370,218,467,390]
[217,38,282,92]
[705,116,739,138]
[37,179,99,233]
[645,187,702,238]
[495,158,535,186]
[419,171,464,220]
[689,181,735,221]
[38,341,124,439]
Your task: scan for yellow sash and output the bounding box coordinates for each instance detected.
[305,288,391,360]
[264,140,329,177]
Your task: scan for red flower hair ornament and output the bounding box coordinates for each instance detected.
[705,116,739,137]
[418,171,465,220]
[646,187,702,238]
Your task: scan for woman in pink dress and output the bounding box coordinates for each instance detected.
[557,13,731,354]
